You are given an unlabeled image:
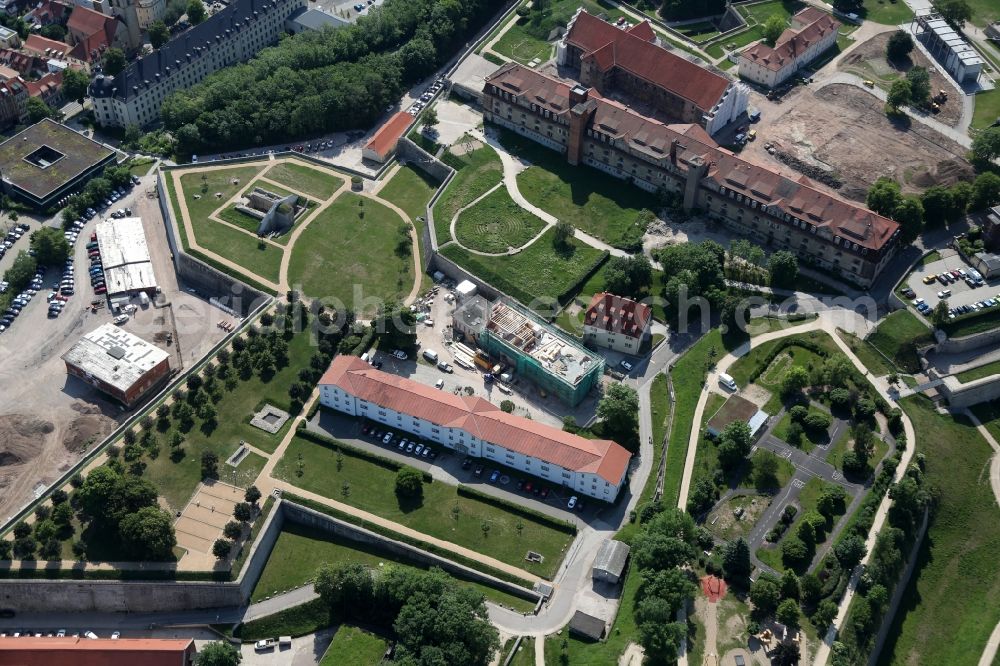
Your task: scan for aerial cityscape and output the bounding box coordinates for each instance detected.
[0,0,997,663]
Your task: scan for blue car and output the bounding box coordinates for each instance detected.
[489,470,500,483]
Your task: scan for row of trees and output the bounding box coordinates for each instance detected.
[314,563,500,665]
[212,485,262,559]
[866,172,1000,241]
[161,0,507,154]
[61,164,135,227]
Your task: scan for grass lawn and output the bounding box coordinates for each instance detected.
[127,158,156,177]
[216,205,286,244]
[287,193,412,316]
[140,327,315,511]
[178,166,263,223]
[772,403,830,452]
[971,399,1000,443]
[867,310,932,374]
[956,359,1000,383]
[191,214,283,284]
[738,0,802,24]
[273,435,573,579]
[677,20,720,42]
[750,449,795,490]
[879,397,1000,666]
[705,26,765,59]
[857,0,914,25]
[972,89,1000,131]
[836,328,896,377]
[319,625,387,666]
[507,637,535,666]
[440,229,606,309]
[493,23,553,64]
[434,140,503,247]
[825,425,889,476]
[499,130,661,248]
[378,165,440,222]
[453,187,547,253]
[264,161,343,200]
[942,306,1000,338]
[251,522,536,612]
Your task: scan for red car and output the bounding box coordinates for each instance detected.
[94,286,107,294]
[523,482,533,494]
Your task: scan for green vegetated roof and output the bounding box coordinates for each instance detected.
[0,119,114,198]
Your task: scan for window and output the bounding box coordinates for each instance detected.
[486,445,495,453]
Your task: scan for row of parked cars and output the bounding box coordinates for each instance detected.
[922,267,986,289]
[461,458,583,510]
[87,233,107,296]
[1,629,117,639]
[0,223,29,263]
[408,77,445,116]
[361,423,438,461]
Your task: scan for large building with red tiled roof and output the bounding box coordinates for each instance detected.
[739,8,840,88]
[362,111,414,163]
[557,9,748,136]
[67,6,127,63]
[0,636,196,666]
[319,355,631,501]
[482,63,900,286]
[583,292,652,354]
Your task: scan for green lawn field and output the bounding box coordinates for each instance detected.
[378,165,440,222]
[320,625,387,666]
[867,310,932,374]
[454,187,547,253]
[434,141,504,247]
[264,161,343,200]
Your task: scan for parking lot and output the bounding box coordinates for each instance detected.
[0,170,232,523]
[902,250,1000,318]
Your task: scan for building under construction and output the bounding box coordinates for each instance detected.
[455,298,603,406]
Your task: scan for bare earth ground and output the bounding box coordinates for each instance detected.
[838,31,962,127]
[742,83,973,202]
[0,174,229,524]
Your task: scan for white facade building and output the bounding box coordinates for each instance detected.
[90,0,306,128]
[319,356,631,502]
[739,8,840,88]
[582,292,652,354]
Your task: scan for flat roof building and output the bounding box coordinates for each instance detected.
[706,394,768,439]
[0,118,116,209]
[62,323,171,406]
[286,6,349,33]
[320,356,631,501]
[363,111,415,163]
[95,217,158,296]
[914,12,983,84]
[0,637,195,666]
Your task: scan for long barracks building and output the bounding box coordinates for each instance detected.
[319,356,631,502]
[482,63,900,286]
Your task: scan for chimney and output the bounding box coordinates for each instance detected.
[569,84,588,106]
[670,139,683,164]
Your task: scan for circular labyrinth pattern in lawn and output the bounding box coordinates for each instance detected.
[453,187,547,254]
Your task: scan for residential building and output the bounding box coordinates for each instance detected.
[319,355,631,501]
[362,110,414,163]
[133,0,166,30]
[23,0,71,27]
[0,48,42,76]
[0,77,28,128]
[984,205,1000,251]
[452,297,605,406]
[285,6,349,34]
[0,119,116,208]
[0,25,20,48]
[914,12,983,84]
[739,8,840,88]
[592,539,630,584]
[583,292,652,353]
[971,251,1000,279]
[63,322,171,406]
[482,63,900,286]
[90,0,307,128]
[556,9,748,136]
[0,63,17,80]
[0,636,196,666]
[67,5,129,63]
[24,70,65,107]
[23,34,72,61]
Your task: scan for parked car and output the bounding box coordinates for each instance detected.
[414,443,424,456]
[473,464,484,477]
[382,433,393,445]
[488,470,500,483]
[567,496,578,510]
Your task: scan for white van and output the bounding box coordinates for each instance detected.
[422,349,439,363]
[719,373,737,391]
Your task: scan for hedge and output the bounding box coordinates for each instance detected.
[282,493,535,589]
[297,430,434,483]
[556,250,610,306]
[350,325,376,357]
[456,485,577,536]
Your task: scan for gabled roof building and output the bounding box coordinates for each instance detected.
[583,292,652,354]
[90,0,307,128]
[319,355,631,501]
[739,8,841,88]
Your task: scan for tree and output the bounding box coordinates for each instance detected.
[201,451,219,479]
[101,48,126,76]
[781,536,811,569]
[780,570,800,601]
[40,23,65,40]
[780,366,810,398]
[767,250,798,288]
[893,196,924,242]
[971,172,1000,211]
[149,20,170,48]
[776,598,801,629]
[817,486,847,519]
[603,254,653,298]
[753,452,780,490]
[233,502,253,523]
[315,562,375,613]
[800,573,822,605]
[932,299,950,327]
[636,568,696,618]
[886,30,914,60]
[867,177,902,217]
[393,582,499,666]
[553,219,574,248]
[921,185,953,225]
[762,15,786,45]
[812,599,839,631]
[933,0,972,26]
[637,621,686,663]
[422,106,438,129]
[118,506,177,560]
[718,420,753,470]
[395,466,424,499]
[244,485,262,505]
[906,66,931,106]
[722,537,751,584]
[971,127,1000,167]
[223,521,243,540]
[30,227,70,266]
[500,399,515,413]
[4,251,37,293]
[26,96,54,123]
[597,383,640,446]
[77,467,158,527]
[187,0,206,24]
[62,67,90,103]
[196,641,242,666]
[212,538,232,559]
[887,78,912,111]
[749,577,781,615]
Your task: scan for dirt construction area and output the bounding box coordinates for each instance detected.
[743,83,973,203]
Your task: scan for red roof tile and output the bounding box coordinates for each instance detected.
[740,9,840,72]
[68,6,113,37]
[365,111,414,159]
[585,292,652,339]
[0,637,195,666]
[565,11,731,112]
[320,356,631,485]
[24,34,70,58]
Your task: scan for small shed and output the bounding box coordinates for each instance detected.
[592,539,630,585]
[706,394,768,439]
[456,279,478,301]
[568,610,606,641]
